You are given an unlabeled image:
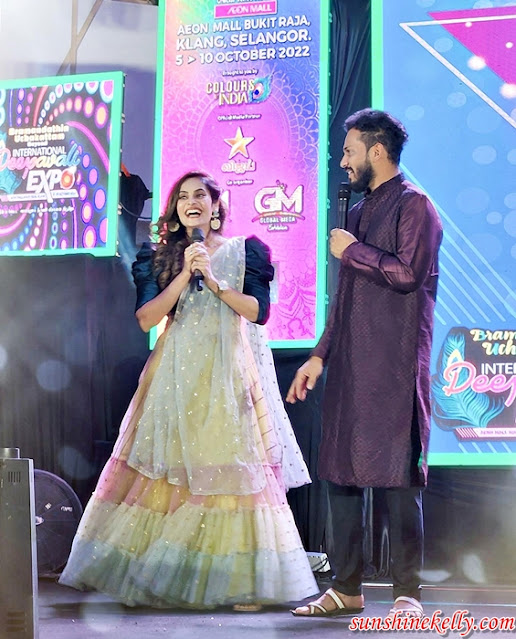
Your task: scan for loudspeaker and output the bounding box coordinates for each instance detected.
[0,448,39,638]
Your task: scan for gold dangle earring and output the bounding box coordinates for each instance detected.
[210,209,221,231]
[169,219,180,233]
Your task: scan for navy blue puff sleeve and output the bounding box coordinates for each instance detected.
[244,236,274,325]
[132,242,160,312]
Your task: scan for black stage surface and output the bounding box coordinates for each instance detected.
[38,577,516,639]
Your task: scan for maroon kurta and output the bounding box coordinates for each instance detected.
[313,175,443,488]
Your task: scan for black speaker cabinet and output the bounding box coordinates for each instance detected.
[0,448,38,638]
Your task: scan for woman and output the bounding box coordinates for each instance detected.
[59,170,318,609]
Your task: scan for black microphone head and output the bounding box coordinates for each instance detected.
[191,228,205,243]
[338,182,351,200]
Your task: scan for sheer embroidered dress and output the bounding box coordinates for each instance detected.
[59,236,317,608]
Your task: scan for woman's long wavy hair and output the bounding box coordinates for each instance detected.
[152,171,228,290]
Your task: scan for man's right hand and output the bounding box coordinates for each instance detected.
[286,356,324,403]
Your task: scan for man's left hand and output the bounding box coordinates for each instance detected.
[330,228,358,259]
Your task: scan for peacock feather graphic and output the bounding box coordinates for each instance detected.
[431,327,505,431]
[249,76,271,104]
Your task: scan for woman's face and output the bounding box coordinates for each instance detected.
[176,176,218,237]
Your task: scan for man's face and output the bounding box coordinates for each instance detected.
[340,128,375,193]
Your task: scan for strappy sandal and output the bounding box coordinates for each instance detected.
[290,588,365,617]
[387,596,424,619]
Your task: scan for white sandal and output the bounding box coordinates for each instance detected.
[291,588,364,617]
[387,596,424,619]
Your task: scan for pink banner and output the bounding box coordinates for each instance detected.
[155,0,329,345]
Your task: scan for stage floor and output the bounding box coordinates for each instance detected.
[38,577,516,638]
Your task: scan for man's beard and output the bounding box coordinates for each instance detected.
[349,161,374,193]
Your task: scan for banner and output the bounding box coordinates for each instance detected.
[372,0,516,465]
[432,327,516,441]
[154,0,330,347]
[0,72,124,256]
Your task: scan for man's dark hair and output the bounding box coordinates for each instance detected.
[344,108,408,165]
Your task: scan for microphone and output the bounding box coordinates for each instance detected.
[190,227,205,291]
[338,182,352,230]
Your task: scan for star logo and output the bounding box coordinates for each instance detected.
[224,126,255,159]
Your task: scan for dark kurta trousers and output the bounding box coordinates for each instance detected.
[326,482,423,601]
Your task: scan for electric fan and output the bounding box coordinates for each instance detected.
[34,469,83,575]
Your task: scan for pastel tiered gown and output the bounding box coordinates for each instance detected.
[59,236,318,608]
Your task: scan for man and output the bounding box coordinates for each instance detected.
[287,109,442,618]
